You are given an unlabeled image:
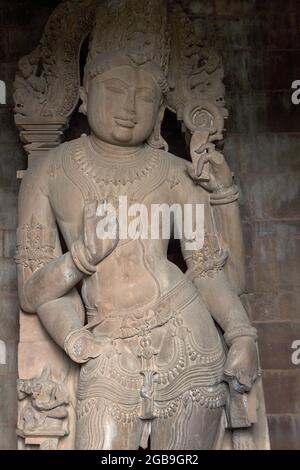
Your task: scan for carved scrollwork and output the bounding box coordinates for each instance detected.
[167,1,227,127]
[183,100,224,141]
[13,0,97,120]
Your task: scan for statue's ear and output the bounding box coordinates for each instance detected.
[79,86,87,115]
[147,101,168,151]
[154,102,166,140]
[158,100,166,122]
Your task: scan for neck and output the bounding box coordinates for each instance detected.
[89,133,143,159]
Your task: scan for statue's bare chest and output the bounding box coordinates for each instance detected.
[47,138,176,243]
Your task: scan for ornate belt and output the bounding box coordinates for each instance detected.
[87,276,198,340]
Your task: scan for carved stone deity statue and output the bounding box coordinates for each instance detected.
[13,0,270,450]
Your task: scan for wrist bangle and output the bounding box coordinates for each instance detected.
[224,325,257,347]
[64,328,93,363]
[210,184,239,205]
[71,240,97,276]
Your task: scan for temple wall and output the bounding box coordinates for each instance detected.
[0,0,299,449]
[205,0,300,450]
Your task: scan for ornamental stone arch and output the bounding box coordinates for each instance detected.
[13,0,97,158]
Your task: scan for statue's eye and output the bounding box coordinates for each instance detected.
[137,92,155,103]
[106,86,125,94]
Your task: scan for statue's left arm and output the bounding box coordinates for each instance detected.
[176,158,259,393]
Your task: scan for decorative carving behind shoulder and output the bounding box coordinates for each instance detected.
[168,2,227,123]
[13,0,97,119]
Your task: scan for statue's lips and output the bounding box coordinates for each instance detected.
[114,117,136,129]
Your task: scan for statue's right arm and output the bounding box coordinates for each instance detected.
[16,158,86,348]
[16,154,118,350]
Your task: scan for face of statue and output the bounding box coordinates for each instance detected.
[85,65,162,146]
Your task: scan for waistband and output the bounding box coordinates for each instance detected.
[86,276,198,340]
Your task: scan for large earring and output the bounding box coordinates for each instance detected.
[79,86,87,115]
[147,105,168,151]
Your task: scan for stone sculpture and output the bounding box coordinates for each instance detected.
[14,0,270,450]
[17,365,69,449]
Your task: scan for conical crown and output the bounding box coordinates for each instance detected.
[85,0,170,86]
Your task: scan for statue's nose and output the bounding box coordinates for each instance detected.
[123,89,136,116]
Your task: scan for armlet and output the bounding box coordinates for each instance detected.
[15,215,56,273]
[184,233,228,280]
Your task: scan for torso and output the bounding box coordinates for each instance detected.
[47,137,226,422]
[47,136,187,311]
[47,136,222,352]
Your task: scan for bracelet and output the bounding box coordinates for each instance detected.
[210,184,239,205]
[71,240,97,276]
[224,325,258,347]
[64,328,93,364]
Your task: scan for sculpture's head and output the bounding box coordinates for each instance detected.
[80,50,168,147]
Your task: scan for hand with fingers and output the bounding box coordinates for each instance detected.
[223,336,261,394]
[83,199,119,264]
[71,199,119,275]
[187,140,233,192]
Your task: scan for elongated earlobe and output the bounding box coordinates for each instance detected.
[79,86,87,115]
[147,104,168,151]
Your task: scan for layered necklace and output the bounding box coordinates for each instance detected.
[71,135,160,188]
[62,135,170,213]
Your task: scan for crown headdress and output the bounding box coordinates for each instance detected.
[13,0,226,151]
[86,0,170,81]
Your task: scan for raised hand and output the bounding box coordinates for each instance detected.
[187,134,233,192]
[71,199,119,275]
[83,199,119,265]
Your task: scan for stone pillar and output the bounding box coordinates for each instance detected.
[0,0,62,449]
[0,77,22,451]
